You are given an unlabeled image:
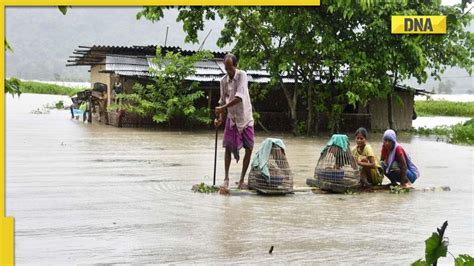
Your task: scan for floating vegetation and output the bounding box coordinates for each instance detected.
[344,189,359,195]
[30,107,50,114]
[43,100,65,110]
[389,185,410,194]
[192,182,219,193]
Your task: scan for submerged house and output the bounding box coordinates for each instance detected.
[67,45,424,131]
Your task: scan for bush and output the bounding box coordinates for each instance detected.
[411,118,474,145]
[55,100,64,109]
[109,48,213,128]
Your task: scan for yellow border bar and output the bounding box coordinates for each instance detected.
[0,4,15,265]
[1,1,4,219]
[5,0,320,5]
[2,4,15,265]
[0,218,15,265]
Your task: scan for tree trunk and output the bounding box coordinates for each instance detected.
[280,64,299,136]
[292,65,299,135]
[306,80,313,136]
[314,109,320,135]
[388,70,398,130]
[280,82,298,135]
[387,93,396,130]
[328,67,340,134]
[290,101,298,135]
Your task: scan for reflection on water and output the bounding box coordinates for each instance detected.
[6,94,474,264]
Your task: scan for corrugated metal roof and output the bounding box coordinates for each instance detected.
[67,45,228,67]
[247,69,271,76]
[106,53,297,83]
[185,75,222,82]
[107,64,149,72]
[114,70,151,77]
[72,45,302,84]
[105,55,149,73]
[249,76,296,84]
[195,68,224,76]
[106,55,149,66]
[194,60,221,69]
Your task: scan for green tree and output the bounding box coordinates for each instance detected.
[138,6,361,134]
[138,7,308,134]
[110,48,213,128]
[342,1,473,130]
[138,3,472,133]
[5,40,21,97]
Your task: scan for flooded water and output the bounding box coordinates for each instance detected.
[6,94,474,264]
[415,94,474,102]
[412,116,471,128]
[413,94,473,128]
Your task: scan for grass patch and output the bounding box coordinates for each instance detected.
[19,81,85,96]
[411,118,474,145]
[415,100,474,117]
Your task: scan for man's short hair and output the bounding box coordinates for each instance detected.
[224,53,238,66]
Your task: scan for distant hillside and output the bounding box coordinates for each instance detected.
[5,7,229,82]
[404,67,473,94]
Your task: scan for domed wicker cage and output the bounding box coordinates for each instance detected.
[249,141,293,194]
[313,135,360,193]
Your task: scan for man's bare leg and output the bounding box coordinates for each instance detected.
[222,148,231,188]
[238,147,252,189]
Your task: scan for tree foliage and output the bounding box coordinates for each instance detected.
[335,1,473,129]
[5,42,21,97]
[138,3,473,134]
[57,6,69,15]
[110,48,213,128]
[5,77,21,97]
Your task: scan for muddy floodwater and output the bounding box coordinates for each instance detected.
[6,94,474,264]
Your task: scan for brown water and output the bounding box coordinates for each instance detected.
[6,94,474,264]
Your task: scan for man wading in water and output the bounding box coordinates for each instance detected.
[214,53,255,190]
